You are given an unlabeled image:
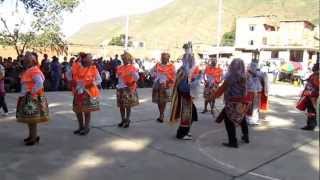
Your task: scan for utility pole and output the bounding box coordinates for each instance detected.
[125,15,129,51]
[216,0,223,61]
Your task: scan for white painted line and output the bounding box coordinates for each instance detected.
[249,172,282,180]
[196,129,282,180]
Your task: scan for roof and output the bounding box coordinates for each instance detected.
[279,20,315,28]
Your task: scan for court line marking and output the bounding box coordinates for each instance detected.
[195,129,283,180]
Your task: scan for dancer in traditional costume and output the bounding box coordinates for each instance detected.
[170,42,201,140]
[214,58,250,148]
[16,52,49,146]
[151,52,176,123]
[70,53,101,136]
[202,58,223,114]
[116,52,139,128]
[296,63,319,131]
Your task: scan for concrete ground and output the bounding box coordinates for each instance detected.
[0,84,318,180]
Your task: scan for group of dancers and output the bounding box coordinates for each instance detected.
[15,42,319,148]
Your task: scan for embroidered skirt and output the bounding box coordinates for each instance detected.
[117,88,139,108]
[16,94,49,124]
[73,92,100,113]
[225,101,247,125]
[203,85,217,101]
[152,86,172,104]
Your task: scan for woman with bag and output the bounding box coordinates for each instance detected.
[116,52,139,128]
[214,58,250,148]
[70,53,102,136]
[16,52,49,146]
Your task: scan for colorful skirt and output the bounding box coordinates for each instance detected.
[73,92,100,113]
[225,101,247,125]
[203,85,217,101]
[152,86,172,104]
[16,94,49,124]
[117,88,139,108]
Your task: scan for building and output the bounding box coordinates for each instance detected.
[235,16,319,69]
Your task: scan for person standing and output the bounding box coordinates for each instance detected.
[70,53,101,136]
[0,63,9,116]
[169,42,201,140]
[40,54,51,91]
[202,58,223,114]
[116,52,139,128]
[296,63,319,131]
[50,56,62,91]
[151,52,176,123]
[16,52,49,146]
[246,62,263,125]
[214,58,249,148]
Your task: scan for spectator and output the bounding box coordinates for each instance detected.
[40,54,51,91]
[50,56,62,91]
[0,63,8,116]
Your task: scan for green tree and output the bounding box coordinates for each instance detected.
[221,30,235,46]
[0,0,79,56]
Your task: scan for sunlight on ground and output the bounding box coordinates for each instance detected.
[0,116,16,122]
[49,103,64,108]
[54,110,74,115]
[255,115,294,130]
[139,98,150,103]
[104,138,151,152]
[73,151,114,169]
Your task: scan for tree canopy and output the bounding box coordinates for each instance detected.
[0,0,79,56]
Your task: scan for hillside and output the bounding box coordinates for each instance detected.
[69,0,319,49]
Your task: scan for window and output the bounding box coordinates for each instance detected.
[271,51,279,58]
[248,40,254,45]
[290,50,303,62]
[262,37,267,45]
[249,24,256,31]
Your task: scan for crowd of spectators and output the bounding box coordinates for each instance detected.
[0,53,154,93]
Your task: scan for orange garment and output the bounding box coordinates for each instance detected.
[72,64,100,97]
[191,66,201,80]
[204,66,223,84]
[117,64,138,91]
[21,66,45,97]
[155,63,176,88]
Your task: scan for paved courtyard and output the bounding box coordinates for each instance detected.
[0,84,319,180]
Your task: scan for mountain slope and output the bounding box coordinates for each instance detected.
[69,0,319,48]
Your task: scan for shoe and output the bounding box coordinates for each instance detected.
[241,136,250,144]
[24,137,31,142]
[182,135,193,140]
[25,137,40,146]
[79,128,90,136]
[2,112,8,116]
[118,121,125,127]
[157,118,164,123]
[73,128,82,135]
[222,142,238,148]
[301,126,315,131]
[201,110,208,114]
[123,120,131,128]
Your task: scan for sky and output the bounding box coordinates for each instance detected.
[0,0,174,37]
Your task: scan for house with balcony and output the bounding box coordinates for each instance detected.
[234,16,319,69]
